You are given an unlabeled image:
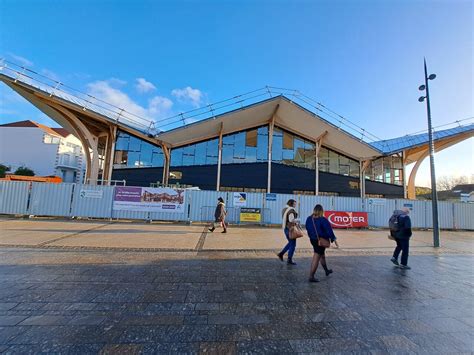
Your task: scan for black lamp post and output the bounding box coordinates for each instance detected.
[418,58,440,247]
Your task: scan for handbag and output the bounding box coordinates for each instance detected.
[289,223,304,239]
[312,217,331,248]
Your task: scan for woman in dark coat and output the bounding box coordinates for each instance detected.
[305,204,338,282]
[208,197,227,233]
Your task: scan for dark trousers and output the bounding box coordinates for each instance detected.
[393,238,409,266]
[280,227,296,259]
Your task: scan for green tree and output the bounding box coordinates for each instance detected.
[14,166,35,176]
[0,164,10,178]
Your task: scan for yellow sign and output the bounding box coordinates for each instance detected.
[240,208,262,222]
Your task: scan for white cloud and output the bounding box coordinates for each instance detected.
[136,78,156,93]
[7,52,33,67]
[171,86,203,108]
[87,80,149,118]
[86,80,173,124]
[149,96,173,116]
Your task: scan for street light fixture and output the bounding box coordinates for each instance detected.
[418,58,440,247]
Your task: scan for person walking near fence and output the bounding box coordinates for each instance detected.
[277,199,299,265]
[208,197,227,233]
[305,204,338,283]
[389,207,412,269]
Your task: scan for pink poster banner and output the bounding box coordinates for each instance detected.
[113,186,186,213]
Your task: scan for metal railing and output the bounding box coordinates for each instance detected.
[0,58,384,145]
[2,58,472,151]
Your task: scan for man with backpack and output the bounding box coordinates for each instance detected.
[389,207,412,269]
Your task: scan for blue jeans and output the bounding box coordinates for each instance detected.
[280,227,296,259]
[393,238,409,266]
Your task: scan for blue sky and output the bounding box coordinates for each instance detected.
[0,0,472,187]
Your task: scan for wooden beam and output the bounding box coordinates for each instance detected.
[359,159,371,198]
[267,105,279,193]
[314,132,327,196]
[162,145,170,185]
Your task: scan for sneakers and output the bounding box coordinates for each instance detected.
[399,264,411,270]
[208,227,215,232]
[325,269,333,277]
[277,253,284,262]
[390,257,399,266]
[308,277,320,283]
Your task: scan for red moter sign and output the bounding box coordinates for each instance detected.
[324,211,368,228]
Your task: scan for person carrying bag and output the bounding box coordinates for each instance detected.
[277,199,299,265]
[305,204,339,282]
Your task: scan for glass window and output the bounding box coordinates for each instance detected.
[206,139,218,165]
[128,151,140,167]
[128,137,141,152]
[246,129,258,147]
[194,142,206,165]
[233,132,246,160]
[222,135,234,164]
[151,150,163,166]
[283,132,293,149]
[171,149,183,166]
[272,129,283,162]
[328,150,339,174]
[113,131,164,169]
[349,160,360,177]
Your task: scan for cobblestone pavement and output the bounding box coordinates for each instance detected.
[0,246,472,354]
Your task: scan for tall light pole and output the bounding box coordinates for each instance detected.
[418,58,440,247]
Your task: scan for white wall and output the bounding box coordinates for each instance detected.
[0,127,58,176]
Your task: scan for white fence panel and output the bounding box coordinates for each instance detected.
[188,190,223,222]
[112,210,149,220]
[454,203,474,230]
[298,195,334,224]
[333,196,363,212]
[264,193,295,224]
[29,182,74,217]
[438,201,454,230]
[0,181,30,215]
[394,199,428,229]
[0,181,473,230]
[366,198,396,227]
[71,184,115,218]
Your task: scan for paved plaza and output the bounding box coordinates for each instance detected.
[0,218,473,354]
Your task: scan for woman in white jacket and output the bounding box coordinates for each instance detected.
[277,199,298,265]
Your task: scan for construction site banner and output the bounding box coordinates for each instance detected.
[324,211,369,228]
[113,186,186,213]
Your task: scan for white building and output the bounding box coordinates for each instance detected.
[0,120,86,183]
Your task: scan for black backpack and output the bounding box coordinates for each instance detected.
[389,214,401,235]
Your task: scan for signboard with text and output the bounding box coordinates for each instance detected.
[233,192,247,207]
[113,186,185,213]
[240,208,262,223]
[79,189,103,199]
[324,211,368,228]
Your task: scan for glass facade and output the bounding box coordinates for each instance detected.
[169,126,268,167]
[272,128,316,169]
[170,139,218,166]
[113,127,402,186]
[222,126,268,164]
[114,131,164,168]
[364,156,403,185]
[272,128,359,177]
